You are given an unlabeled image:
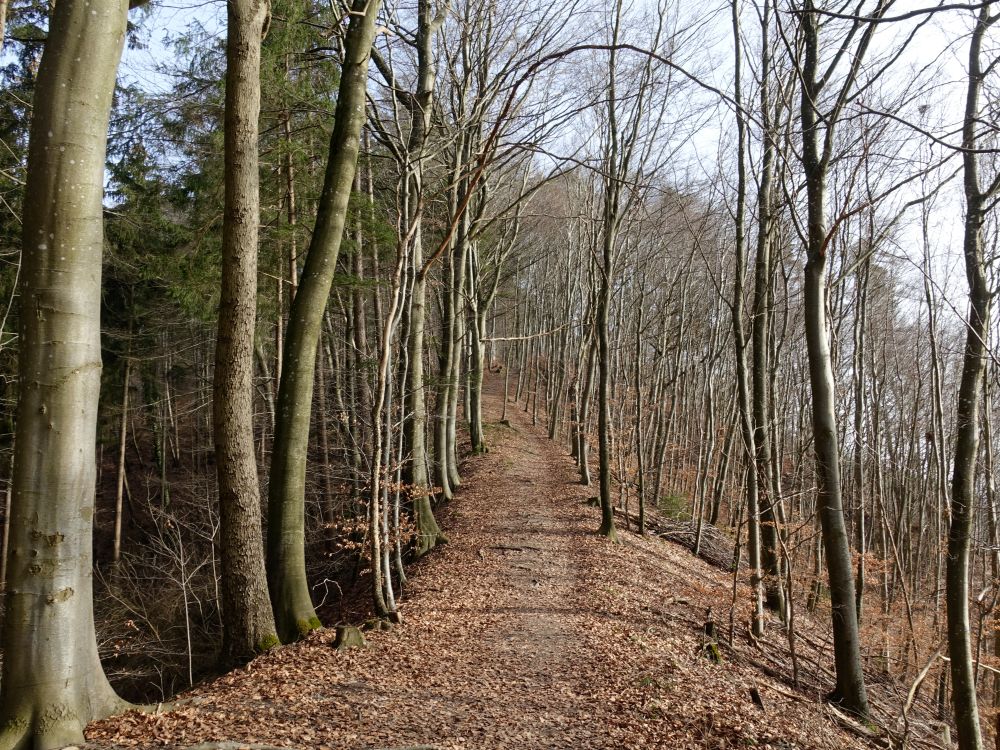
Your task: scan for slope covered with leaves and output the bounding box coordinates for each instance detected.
[86,384,918,750]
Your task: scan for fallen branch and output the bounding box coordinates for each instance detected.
[904,646,943,718]
[611,505,741,572]
[825,705,893,749]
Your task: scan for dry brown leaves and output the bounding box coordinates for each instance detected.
[86,385,886,750]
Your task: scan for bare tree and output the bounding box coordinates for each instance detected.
[267,0,384,642]
[946,5,1000,747]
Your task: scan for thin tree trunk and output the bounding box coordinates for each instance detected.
[579,337,596,486]
[113,353,132,566]
[634,301,646,535]
[0,438,11,590]
[731,0,765,637]
[852,256,870,624]
[401,0,447,556]
[798,0,869,717]
[752,0,784,616]
[947,9,992,747]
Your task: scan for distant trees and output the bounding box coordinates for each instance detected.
[507,0,1000,739]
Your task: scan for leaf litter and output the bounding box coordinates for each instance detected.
[86,384,941,750]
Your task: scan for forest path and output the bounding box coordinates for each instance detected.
[87,380,873,750]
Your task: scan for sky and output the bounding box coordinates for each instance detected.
[115,0,989,339]
[120,0,224,94]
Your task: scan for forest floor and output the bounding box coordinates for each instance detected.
[86,381,927,750]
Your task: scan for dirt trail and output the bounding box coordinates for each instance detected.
[434,400,603,747]
[88,384,876,750]
[281,392,611,747]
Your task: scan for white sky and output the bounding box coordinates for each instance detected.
[116,0,990,342]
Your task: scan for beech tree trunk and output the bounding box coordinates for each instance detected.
[596,219,618,542]
[730,0,765,637]
[402,0,447,556]
[752,0,784,616]
[947,8,992,748]
[113,353,131,566]
[578,337,595,487]
[267,0,382,643]
[407,235,446,555]
[0,0,131,744]
[468,244,487,454]
[798,0,869,718]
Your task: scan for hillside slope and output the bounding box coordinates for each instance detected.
[86,383,929,750]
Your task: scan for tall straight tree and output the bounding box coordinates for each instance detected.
[730,0,766,637]
[214,0,279,663]
[594,0,665,541]
[0,0,133,744]
[946,6,997,748]
[794,0,888,718]
[594,5,625,543]
[750,0,785,616]
[267,0,383,643]
[402,0,448,556]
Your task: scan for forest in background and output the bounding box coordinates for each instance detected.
[1,0,1000,747]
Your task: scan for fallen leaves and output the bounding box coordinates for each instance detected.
[86,383,902,750]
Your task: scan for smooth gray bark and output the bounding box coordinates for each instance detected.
[267,0,382,642]
[402,0,447,556]
[730,0,765,636]
[0,0,131,744]
[946,7,993,748]
[751,0,784,616]
[798,0,870,717]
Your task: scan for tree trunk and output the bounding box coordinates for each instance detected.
[213,0,279,665]
[0,0,131,743]
[407,236,446,555]
[802,195,869,718]
[752,0,784,616]
[798,0,868,718]
[634,302,646,535]
[435,140,470,497]
[596,220,618,542]
[434,238,457,500]
[113,353,131,567]
[401,0,447,556]
[731,0,765,637]
[267,0,382,643]
[447,292,465,489]
[468,245,487,454]
[947,9,991,748]
[0,440,11,590]
[851,256,870,625]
